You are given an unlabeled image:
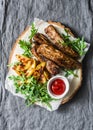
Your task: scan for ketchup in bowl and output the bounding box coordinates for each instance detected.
[47,75,69,99]
[51,79,66,95]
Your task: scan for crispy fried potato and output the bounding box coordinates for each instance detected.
[13,54,36,76]
[39,74,46,83]
[39,75,46,83]
[39,71,49,83]
[12,66,21,75]
[33,62,46,79]
[13,64,25,71]
[44,71,49,80]
[26,60,36,77]
[26,68,35,77]
[24,61,32,70]
[13,55,49,81]
[16,54,30,63]
[35,62,46,70]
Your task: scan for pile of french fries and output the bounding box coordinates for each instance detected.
[12,54,49,83]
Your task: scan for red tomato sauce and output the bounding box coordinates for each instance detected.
[51,79,66,95]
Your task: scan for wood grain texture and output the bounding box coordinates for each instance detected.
[0,0,93,130]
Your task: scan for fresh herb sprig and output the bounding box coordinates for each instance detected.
[29,23,38,40]
[62,30,87,56]
[71,37,86,56]
[64,69,78,77]
[9,75,54,109]
[19,23,38,58]
[19,40,32,58]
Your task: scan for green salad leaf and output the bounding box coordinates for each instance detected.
[18,23,38,58]
[29,23,38,40]
[64,69,78,77]
[19,40,32,58]
[9,75,54,109]
[62,30,87,56]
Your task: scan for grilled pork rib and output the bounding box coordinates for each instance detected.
[37,44,81,69]
[33,33,52,45]
[31,45,60,75]
[45,25,79,58]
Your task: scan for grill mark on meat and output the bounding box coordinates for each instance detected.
[46,60,60,75]
[31,44,60,75]
[37,44,81,70]
[33,33,52,45]
[31,44,43,62]
[44,25,79,58]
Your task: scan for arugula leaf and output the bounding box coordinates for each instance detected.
[18,23,37,58]
[29,23,38,40]
[62,30,87,56]
[64,69,78,77]
[70,37,86,56]
[9,75,54,109]
[19,40,32,58]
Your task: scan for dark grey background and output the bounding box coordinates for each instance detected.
[0,0,93,130]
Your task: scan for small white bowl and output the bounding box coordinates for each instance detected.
[47,75,69,99]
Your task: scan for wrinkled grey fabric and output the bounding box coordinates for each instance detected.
[0,0,93,130]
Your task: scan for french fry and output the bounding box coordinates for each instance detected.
[24,61,32,70]
[26,60,36,77]
[25,59,36,70]
[33,62,46,79]
[44,71,49,80]
[16,54,30,63]
[39,73,46,83]
[14,54,37,76]
[35,62,46,70]
[39,71,49,83]
[13,64,25,72]
[26,68,35,77]
[12,66,21,75]
[13,54,48,81]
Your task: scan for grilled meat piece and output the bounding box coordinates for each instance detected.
[45,25,79,58]
[31,45,43,62]
[31,45,60,75]
[46,60,60,75]
[37,44,81,69]
[33,33,52,45]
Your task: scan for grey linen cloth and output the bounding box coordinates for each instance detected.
[0,0,93,130]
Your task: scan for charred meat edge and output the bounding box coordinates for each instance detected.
[37,44,81,70]
[44,25,79,58]
[31,44,60,75]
